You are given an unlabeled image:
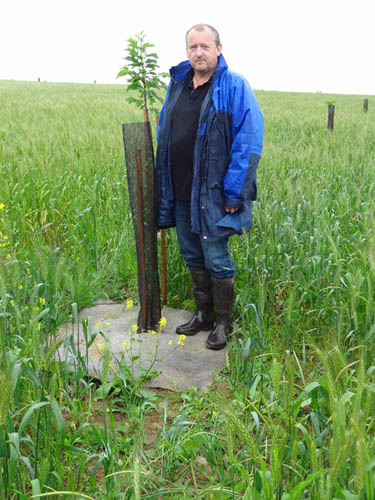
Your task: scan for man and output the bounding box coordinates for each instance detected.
[156,24,264,350]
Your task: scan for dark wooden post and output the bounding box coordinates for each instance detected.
[363,99,369,113]
[161,231,167,306]
[135,149,147,330]
[327,104,335,131]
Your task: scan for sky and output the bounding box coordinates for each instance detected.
[1,0,374,96]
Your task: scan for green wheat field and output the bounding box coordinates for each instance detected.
[1,79,375,499]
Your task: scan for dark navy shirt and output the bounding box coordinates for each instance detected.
[170,72,212,201]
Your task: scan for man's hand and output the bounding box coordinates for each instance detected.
[225,207,239,214]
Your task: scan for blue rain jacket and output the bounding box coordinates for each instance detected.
[155,54,264,242]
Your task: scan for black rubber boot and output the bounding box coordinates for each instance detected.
[176,268,214,336]
[206,277,234,350]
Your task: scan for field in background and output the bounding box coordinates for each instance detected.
[1,80,375,498]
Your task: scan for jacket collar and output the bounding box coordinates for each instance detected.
[169,53,228,82]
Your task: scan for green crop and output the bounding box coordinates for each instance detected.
[1,79,375,498]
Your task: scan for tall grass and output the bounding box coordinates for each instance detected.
[1,80,375,498]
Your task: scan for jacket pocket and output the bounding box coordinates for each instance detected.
[216,202,252,233]
[200,182,224,228]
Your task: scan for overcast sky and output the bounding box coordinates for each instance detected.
[1,0,374,95]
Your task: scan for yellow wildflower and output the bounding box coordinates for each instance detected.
[159,317,167,327]
[39,297,46,305]
[0,203,5,210]
[149,330,157,335]
[97,343,104,351]
[105,322,111,327]
[126,299,134,310]
[122,339,129,349]
[132,324,138,332]
[212,410,217,418]
[96,322,101,328]
[18,285,23,290]
[168,340,173,345]
[178,334,186,346]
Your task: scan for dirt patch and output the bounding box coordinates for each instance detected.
[142,388,181,449]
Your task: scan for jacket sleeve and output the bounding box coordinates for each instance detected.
[223,75,264,208]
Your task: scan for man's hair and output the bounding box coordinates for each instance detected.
[185,24,221,47]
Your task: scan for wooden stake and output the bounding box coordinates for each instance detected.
[135,149,147,330]
[327,104,335,131]
[363,99,369,113]
[161,230,167,306]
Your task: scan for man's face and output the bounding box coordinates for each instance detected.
[186,28,222,76]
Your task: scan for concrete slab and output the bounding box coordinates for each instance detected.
[57,301,228,392]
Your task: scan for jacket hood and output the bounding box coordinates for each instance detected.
[169,53,228,81]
